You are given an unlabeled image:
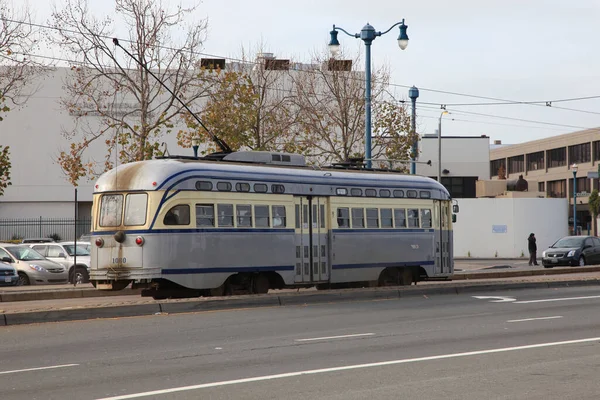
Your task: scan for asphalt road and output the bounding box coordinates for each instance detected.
[1,285,600,399]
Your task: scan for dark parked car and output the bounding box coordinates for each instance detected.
[542,236,600,267]
[0,260,18,286]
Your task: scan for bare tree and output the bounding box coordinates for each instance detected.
[371,100,414,171]
[291,50,400,166]
[179,49,300,155]
[50,0,210,185]
[1,1,48,193]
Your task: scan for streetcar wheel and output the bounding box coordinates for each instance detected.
[252,274,270,294]
[400,267,413,286]
[209,284,225,297]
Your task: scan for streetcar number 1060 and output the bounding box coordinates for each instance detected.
[112,257,127,264]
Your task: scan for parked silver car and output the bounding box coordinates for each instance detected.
[29,242,91,284]
[0,244,68,285]
[0,260,18,286]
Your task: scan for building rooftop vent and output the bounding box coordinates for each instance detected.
[494,140,502,145]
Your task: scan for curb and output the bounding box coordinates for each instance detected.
[0,288,142,302]
[2,277,600,326]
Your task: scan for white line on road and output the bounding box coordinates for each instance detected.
[507,316,563,323]
[0,364,79,375]
[516,295,600,304]
[95,336,600,400]
[295,333,375,342]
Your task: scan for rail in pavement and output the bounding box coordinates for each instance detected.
[1,271,600,326]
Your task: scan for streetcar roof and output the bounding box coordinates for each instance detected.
[94,158,451,200]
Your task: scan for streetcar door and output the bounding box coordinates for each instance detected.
[435,201,451,274]
[294,196,329,283]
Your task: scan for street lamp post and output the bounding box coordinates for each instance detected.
[408,86,419,174]
[329,20,409,169]
[437,111,449,183]
[192,136,200,158]
[572,163,578,235]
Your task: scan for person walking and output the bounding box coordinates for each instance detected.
[528,233,539,266]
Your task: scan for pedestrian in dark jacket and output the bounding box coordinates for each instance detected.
[528,233,538,266]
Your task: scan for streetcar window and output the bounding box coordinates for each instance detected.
[379,189,391,198]
[394,209,406,228]
[271,184,285,194]
[407,190,418,198]
[282,154,291,162]
[421,209,432,228]
[366,208,379,228]
[255,205,270,227]
[272,206,286,227]
[236,182,250,192]
[351,208,365,228]
[336,188,348,196]
[350,188,363,197]
[99,194,123,227]
[195,181,213,191]
[407,208,420,227]
[236,205,252,227]
[381,208,393,228]
[393,190,405,198]
[365,189,377,197]
[295,205,300,228]
[217,204,234,227]
[124,193,148,226]
[420,191,431,199]
[164,205,190,226]
[196,204,215,227]
[254,183,268,193]
[217,182,232,192]
[312,204,318,227]
[337,208,350,228]
[320,205,325,228]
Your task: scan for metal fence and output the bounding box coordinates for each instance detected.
[0,217,92,242]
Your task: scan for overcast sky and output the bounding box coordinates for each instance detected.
[33,0,600,145]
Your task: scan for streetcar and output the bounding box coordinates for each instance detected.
[89,150,455,299]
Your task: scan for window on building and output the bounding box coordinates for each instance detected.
[217,204,234,227]
[196,204,215,227]
[394,209,406,228]
[490,159,505,178]
[574,177,591,196]
[547,179,567,198]
[440,177,477,198]
[538,182,545,193]
[351,208,364,228]
[236,205,252,227]
[526,151,544,171]
[380,209,393,228]
[337,208,350,228]
[568,143,591,164]
[508,155,524,174]
[547,147,567,168]
[593,141,600,161]
[366,208,379,228]
[164,204,190,226]
[255,205,270,227]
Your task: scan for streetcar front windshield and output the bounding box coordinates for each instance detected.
[100,194,123,227]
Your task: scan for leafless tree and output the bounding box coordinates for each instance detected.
[49,0,210,185]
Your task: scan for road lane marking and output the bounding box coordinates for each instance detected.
[0,364,79,375]
[516,295,600,304]
[295,333,375,342]
[472,296,516,303]
[95,336,600,400]
[507,316,563,323]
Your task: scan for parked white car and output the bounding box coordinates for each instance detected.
[29,242,91,284]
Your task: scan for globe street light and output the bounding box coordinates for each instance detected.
[438,110,450,183]
[329,20,409,169]
[572,163,578,235]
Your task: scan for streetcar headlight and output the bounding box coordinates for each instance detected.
[135,236,145,246]
[95,238,104,248]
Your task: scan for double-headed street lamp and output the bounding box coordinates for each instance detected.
[572,163,578,235]
[328,20,409,169]
[438,110,450,183]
